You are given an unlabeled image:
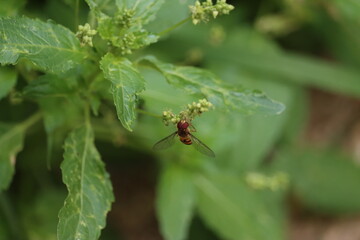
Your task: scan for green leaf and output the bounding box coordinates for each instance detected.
[0,123,25,191]
[218,87,296,171]
[0,17,85,74]
[86,0,164,24]
[281,87,308,144]
[58,124,114,240]
[156,165,196,240]
[205,61,300,171]
[97,15,158,51]
[329,0,360,24]
[0,112,41,191]
[89,0,162,55]
[84,0,117,16]
[39,96,83,167]
[224,50,360,98]
[22,189,65,240]
[89,95,101,116]
[89,0,162,53]
[0,0,26,17]
[0,194,23,240]
[139,56,285,115]
[165,23,360,97]
[195,173,284,240]
[23,74,75,98]
[100,53,145,131]
[0,67,16,100]
[23,74,83,166]
[115,0,165,24]
[273,148,360,214]
[146,0,194,33]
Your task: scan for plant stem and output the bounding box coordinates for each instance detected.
[75,0,80,30]
[88,10,96,28]
[158,16,192,37]
[20,111,42,131]
[0,113,42,164]
[0,194,25,240]
[16,64,38,83]
[136,109,162,118]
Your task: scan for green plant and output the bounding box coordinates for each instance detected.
[0,1,286,240]
[3,0,360,240]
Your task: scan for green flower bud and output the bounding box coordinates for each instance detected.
[192,19,200,25]
[161,99,213,126]
[76,23,97,47]
[189,0,234,25]
[212,10,219,18]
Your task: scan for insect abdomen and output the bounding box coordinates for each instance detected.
[180,137,192,145]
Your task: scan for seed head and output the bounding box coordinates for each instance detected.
[76,23,97,47]
[246,172,289,191]
[161,99,214,126]
[189,0,234,25]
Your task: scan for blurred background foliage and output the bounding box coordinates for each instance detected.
[2,0,360,240]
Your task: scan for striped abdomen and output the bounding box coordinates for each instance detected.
[180,136,192,145]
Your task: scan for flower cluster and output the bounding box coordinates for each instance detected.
[76,23,97,47]
[118,30,157,55]
[162,110,180,126]
[180,98,213,120]
[162,99,213,126]
[113,9,138,55]
[246,172,289,191]
[189,0,235,25]
[97,10,158,55]
[119,34,137,55]
[114,9,134,28]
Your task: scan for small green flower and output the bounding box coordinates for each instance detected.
[161,99,214,126]
[162,110,179,126]
[97,10,158,55]
[76,23,97,47]
[246,172,289,191]
[114,9,135,28]
[189,0,234,25]
[179,98,213,121]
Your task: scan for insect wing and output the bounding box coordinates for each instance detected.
[152,132,177,151]
[189,133,215,158]
[189,124,196,132]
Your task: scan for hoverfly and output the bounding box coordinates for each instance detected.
[153,120,215,158]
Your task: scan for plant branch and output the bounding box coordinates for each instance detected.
[158,16,192,37]
[75,0,80,30]
[84,102,91,126]
[136,109,162,118]
[20,111,42,131]
[0,194,26,240]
